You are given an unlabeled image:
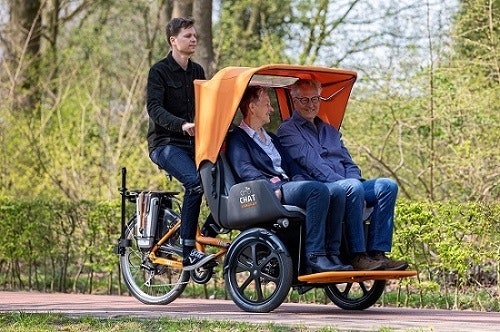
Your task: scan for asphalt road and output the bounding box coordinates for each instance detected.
[1,291,499,331]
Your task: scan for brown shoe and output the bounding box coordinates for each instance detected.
[371,252,408,271]
[350,253,385,270]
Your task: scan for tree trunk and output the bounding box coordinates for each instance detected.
[193,0,215,77]
[9,0,42,113]
[172,0,193,18]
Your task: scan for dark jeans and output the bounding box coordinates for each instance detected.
[324,182,346,256]
[150,144,204,247]
[333,178,398,253]
[281,181,331,256]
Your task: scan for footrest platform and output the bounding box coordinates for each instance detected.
[298,270,417,283]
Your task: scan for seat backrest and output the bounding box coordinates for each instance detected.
[200,152,305,231]
[219,152,236,196]
[199,147,239,227]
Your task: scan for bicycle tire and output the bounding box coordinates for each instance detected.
[224,228,293,313]
[324,279,386,310]
[120,214,190,305]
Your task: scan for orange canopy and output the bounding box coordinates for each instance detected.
[194,64,357,168]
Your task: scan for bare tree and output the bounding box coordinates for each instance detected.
[8,0,42,113]
[193,0,215,77]
[172,0,192,18]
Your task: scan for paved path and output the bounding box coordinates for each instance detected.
[1,291,500,331]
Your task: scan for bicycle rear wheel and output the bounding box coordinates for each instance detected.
[324,279,386,310]
[120,214,189,305]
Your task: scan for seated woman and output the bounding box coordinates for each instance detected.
[226,85,352,273]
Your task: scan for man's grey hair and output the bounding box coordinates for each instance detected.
[289,79,322,97]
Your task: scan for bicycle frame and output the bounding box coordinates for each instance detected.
[147,222,230,269]
[115,167,229,268]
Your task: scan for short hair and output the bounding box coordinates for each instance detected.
[289,79,322,97]
[166,17,195,46]
[239,86,266,118]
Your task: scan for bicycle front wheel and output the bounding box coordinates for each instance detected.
[120,214,190,305]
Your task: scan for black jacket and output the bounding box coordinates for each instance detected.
[146,52,205,153]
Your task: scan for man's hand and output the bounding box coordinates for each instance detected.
[182,122,195,136]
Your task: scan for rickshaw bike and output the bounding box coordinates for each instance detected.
[114,64,417,313]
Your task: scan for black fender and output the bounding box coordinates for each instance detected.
[223,227,290,275]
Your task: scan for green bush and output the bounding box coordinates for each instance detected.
[394,199,499,309]
[0,197,498,310]
[0,197,122,294]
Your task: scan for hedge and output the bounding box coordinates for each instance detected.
[0,197,498,309]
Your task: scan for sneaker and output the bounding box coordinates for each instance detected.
[371,252,409,271]
[350,253,385,270]
[182,249,215,271]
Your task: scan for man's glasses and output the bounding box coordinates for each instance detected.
[294,96,321,105]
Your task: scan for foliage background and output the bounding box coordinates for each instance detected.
[0,0,498,309]
[0,0,497,203]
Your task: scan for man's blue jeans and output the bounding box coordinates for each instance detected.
[331,178,398,254]
[150,144,202,247]
[322,182,346,256]
[281,181,334,256]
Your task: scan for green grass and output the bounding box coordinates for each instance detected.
[0,312,433,332]
[0,313,344,332]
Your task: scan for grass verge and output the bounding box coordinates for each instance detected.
[0,312,348,332]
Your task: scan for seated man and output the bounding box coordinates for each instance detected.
[277,79,408,271]
[226,85,352,273]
